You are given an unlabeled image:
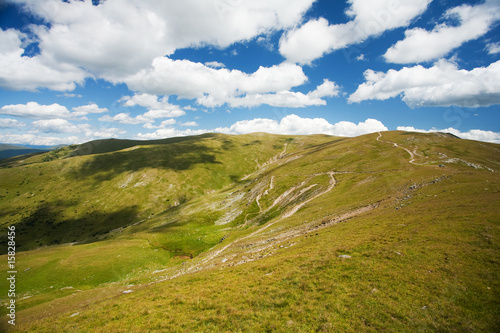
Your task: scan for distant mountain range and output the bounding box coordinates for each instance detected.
[0,143,62,160]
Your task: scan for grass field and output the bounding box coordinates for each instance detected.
[0,131,498,332]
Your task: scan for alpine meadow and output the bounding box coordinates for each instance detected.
[0,131,499,331]
[1,0,500,331]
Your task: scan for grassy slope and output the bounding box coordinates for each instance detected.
[0,131,499,332]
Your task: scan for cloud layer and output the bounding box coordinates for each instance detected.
[5,0,314,89]
[384,0,500,63]
[279,0,432,64]
[214,114,388,136]
[349,59,500,107]
[126,59,339,107]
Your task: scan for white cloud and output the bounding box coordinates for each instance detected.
[98,113,150,125]
[397,126,500,144]
[143,118,177,130]
[0,28,87,91]
[0,101,110,121]
[205,61,226,68]
[180,121,198,127]
[121,93,167,109]
[125,58,334,107]
[72,103,108,116]
[90,127,127,139]
[216,80,340,108]
[384,1,500,63]
[120,93,186,118]
[31,118,84,134]
[135,115,387,141]
[126,59,307,98]
[8,0,314,85]
[0,118,25,129]
[349,59,500,107]
[215,114,387,137]
[58,93,83,98]
[356,54,365,61]
[279,0,432,64]
[100,93,186,126]
[486,42,500,54]
[0,133,81,146]
[143,109,186,119]
[0,102,75,119]
[135,128,209,140]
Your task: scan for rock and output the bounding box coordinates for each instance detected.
[338,254,351,259]
[123,290,134,294]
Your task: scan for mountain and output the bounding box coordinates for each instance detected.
[0,144,51,160]
[0,131,498,332]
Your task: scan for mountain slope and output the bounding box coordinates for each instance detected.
[0,131,499,332]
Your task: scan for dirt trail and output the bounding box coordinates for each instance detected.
[169,172,343,277]
[377,132,422,165]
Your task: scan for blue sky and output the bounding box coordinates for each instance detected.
[0,0,499,146]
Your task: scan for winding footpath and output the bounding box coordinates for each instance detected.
[377,132,423,165]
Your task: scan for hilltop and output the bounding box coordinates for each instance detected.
[0,131,498,332]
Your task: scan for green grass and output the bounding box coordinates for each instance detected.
[0,131,498,332]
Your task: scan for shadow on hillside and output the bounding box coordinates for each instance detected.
[0,204,139,254]
[72,133,218,156]
[302,138,346,156]
[70,141,222,182]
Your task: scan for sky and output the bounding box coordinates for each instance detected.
[0,0,499,146]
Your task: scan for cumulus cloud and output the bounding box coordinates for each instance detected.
[486,42,500,54]
[126,59,338,107]
[384,0,500,63]
[143,118,177,130]
[205,61,225,68]
[0,118,25,129]
[120,93,186,118]
[135,128,209,140]
[215,114,387,137]
[0,102,74,119]
[180,121,198,127]
[31,118,85,134]
[279,0,432,64]
[134,115,387,141]
[397,126,500,144]
[90,127,127,139]
[7,0,313,86]
[0,28,87,91]
[3,1,339,109]
[0,101,110,120]
[98,113,150,125]
[218,81,340,108]
[349,59,500,107]
[0,133,81,146]
[99,93,186,126]
[126,59,307,99]
[72,103,109,116]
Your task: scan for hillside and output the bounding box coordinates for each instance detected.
[0,131,499,332]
